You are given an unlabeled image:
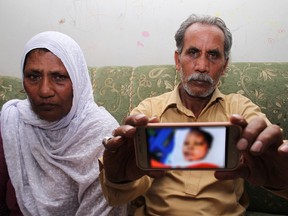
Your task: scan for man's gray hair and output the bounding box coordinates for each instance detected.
[175,14,232,59]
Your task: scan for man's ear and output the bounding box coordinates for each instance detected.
[221,57,229,75]
[174,50,181,71]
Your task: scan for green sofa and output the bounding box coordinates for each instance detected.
[0,62,288,215]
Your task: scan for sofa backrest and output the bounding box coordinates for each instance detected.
[89,63,288,139]
[0,63,287,137]
[0,63,287,138]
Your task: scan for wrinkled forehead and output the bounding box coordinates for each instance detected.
[184,23,225,51]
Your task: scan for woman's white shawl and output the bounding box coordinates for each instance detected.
[1,31,125,215]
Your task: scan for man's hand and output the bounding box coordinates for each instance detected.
[103,114,163,183]
[215,114,288,190]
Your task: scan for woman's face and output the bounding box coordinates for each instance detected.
[182,131,209,161]
[23,49,73,122]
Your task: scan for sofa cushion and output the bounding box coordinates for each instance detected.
[0,76,26,107]
[89,66,133,124]
[245,182,288,214]
[219,63,288,139]
[130,65,180,110]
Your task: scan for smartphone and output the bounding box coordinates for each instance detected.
[134,122,242,170]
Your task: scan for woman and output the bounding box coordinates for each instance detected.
[0,31,126,215]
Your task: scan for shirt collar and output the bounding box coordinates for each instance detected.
[160,83,225,117]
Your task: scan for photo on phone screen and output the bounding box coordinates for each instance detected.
[145,126,227,169]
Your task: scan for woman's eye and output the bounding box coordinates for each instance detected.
[52,74,70,82]
[24,72,41,81]
[55,75,65,81]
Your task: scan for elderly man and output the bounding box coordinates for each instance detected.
[100,14,288,215]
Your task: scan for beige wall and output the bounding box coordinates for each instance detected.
[1,0,288,77]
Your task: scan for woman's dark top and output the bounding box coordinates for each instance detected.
[0,131,23,216]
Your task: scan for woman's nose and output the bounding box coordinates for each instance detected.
[38,77,54,98]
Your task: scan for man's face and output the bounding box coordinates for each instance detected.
[175,23,228,97]
[23,49,73,122]
[182,131,209,161]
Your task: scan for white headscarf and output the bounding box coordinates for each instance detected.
[1,31,125,215]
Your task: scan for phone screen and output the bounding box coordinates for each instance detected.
[145,126,228,169]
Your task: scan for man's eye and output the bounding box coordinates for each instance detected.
[189,50,197,54]
[207,51,220,60]
[188,49,199,58]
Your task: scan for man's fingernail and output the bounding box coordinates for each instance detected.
[279,143,288,152]
[135,114,146,120]
[149,116,158,121]
[237,138,248,150]
[250,140,263,153]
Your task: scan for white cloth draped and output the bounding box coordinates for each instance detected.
[1,31,125,215]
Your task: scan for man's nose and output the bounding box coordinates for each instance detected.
[195,54,209,72]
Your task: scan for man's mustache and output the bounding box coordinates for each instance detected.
[187,73,213,84]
